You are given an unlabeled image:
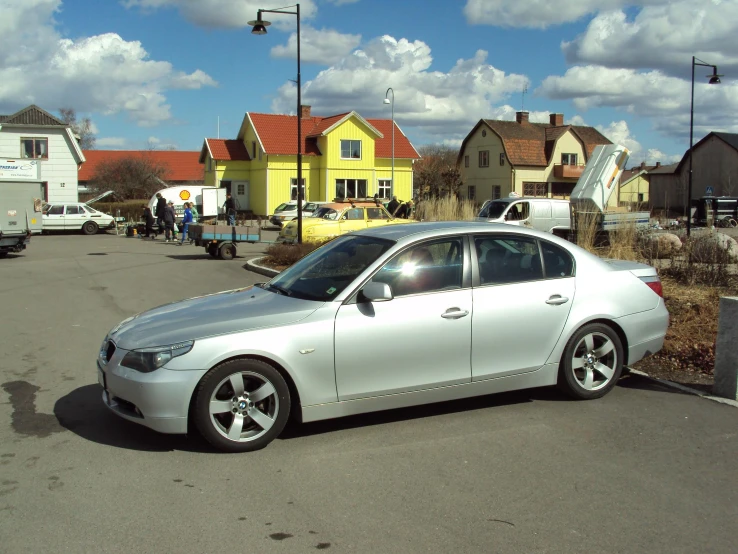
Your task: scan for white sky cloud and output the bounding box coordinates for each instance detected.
[0,1,217,127]
[96,137,128,148]
[596,120,642,155]
[562,2,738,76]
[463,0,671,29]
[122,0,318,29]
[271,26,361,65]
[271,36,530,141]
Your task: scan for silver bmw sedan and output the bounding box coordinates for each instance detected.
[97,222,669,452]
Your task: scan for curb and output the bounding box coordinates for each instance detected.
[245,256,280,278]
[628,368,738,408]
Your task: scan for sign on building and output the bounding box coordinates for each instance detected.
[706,186,714,196]
[0,159,39,180]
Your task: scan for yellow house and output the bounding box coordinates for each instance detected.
[199,106,420,216]
[458,112,612,203]
[617,165,652,208]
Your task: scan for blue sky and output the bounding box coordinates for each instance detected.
[2,0,736,167]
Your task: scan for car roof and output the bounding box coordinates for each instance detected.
[351,220,563,243]
[319,202,382,210]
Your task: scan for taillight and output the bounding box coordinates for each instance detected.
[640,276,663,297]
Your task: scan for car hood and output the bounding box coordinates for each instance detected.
[109,285,323,350]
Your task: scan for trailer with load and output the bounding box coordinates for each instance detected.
[187,222,261,260]
[1,160,45,258]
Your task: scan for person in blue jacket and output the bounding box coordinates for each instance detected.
[178,202,194,245]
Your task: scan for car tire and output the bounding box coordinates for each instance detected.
[557,323,624,400]
[219,242,236,260]
[82,221,98,235]
[207,243,218,257]
[193,359,291,453]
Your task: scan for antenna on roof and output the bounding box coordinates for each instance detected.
[217,116,220,139]
[521,85,528,112]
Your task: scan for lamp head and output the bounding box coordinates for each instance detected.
[248,12,271,35]
[383,98,391,105]
[708,67,722,85]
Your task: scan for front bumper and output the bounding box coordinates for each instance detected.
[269,216,284,228]
[97,351,206,435]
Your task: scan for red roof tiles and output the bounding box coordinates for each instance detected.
[206,139,250,161]
[79,150,203,182]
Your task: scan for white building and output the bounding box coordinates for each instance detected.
[0,105,85,202]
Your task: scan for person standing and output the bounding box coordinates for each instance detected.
[224,193,237,226]
[163,201,176,242]
[154,193,166,235]
[142,206,155,239]
[188,202,199,244]
[178,202,193,245]
[387,195,400,216]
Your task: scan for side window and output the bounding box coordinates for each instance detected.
[373,239,464,296]
[47,205,64,215]
[541,241,575,278]
[65,205,81,215]
[343,208,364,221]
[366,207,389,220]
[506,202,529,221]
[475,236,543,285]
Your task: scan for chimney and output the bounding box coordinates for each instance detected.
[516,111,529,125]
[549,113,564,126]
[640,161,646,169]
[300,105,311,119]
[655,162,661,168]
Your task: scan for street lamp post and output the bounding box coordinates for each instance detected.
[687,56,721,236]
[249,4,303,243]
[383,88,394,199]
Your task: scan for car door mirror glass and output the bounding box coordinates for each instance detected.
[361,281,393,302]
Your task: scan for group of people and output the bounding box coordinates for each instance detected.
[141,192,197,244]
[386,196,414,219]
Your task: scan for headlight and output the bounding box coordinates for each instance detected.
[121,341,194,373]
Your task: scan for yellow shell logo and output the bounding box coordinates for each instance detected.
[179,190,191,200]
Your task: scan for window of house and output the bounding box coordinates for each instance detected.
[492,186,501,200]
[467,185,476,200]
[340,140,362,159]
[237,184,245,195]
[551,182,575,198]
[479,150,489,168]
[336,179,367,198]
[561,153,578,165]
[21,138,48,159]
[464,155,469,168]
[378,179,392,200]
[252,141,256,159]
[290,178,306,201]
[500,153,505,166]
[523,182,547,197]
[638,193,644,203]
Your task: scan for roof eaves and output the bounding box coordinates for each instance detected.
[245,113,266,154]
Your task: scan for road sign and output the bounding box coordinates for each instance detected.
[706,186,714,196]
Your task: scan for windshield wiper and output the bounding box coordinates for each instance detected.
[267,283,292,297]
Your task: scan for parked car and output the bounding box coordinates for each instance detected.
[476,197,571,236]
[269,201,328,228]
[278,199,413,243]
[97,221,669,452]
[43,202,116,235]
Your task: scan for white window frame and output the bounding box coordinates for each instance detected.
[290,178,305,201]
[561,153,578,165]
[378,179,392,200]
[340,140,362,160]
[335,179,367,199]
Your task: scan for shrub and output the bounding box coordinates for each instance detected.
[263,240,328,269]
[659,234,737,288]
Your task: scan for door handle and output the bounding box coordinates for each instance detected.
[441,308,469,319]
[546,295,569,305]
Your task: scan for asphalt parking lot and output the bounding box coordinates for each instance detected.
[1,232,738,553]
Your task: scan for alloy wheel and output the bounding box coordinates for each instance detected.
[570,332,618,391]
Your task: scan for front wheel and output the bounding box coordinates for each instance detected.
[82,221,98,235]
[557,323,624,400]
[193,359,291,452]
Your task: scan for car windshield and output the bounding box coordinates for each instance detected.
[274,203,292,213]
[312,207,339,220]
[266,235,395,302]
[478,201,508,219]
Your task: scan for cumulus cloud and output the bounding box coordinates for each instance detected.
[96,137,128,148]
[0,2,217,127]
[122,0,318,29]
[271,26,361,65]
[539,65,738,138]
[463,0,670,29]
[270,36,530,141]
[595,120,642,154]
[562,2,738,76]
[644,148,682,165]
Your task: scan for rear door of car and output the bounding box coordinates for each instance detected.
[44,204,65,229]
[338,207,369,234]
[470,234,576,380]
[64,205,86,230]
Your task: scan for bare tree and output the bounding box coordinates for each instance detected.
[90,153,172,200]
[59,108,97,150]
[414,144,462,198]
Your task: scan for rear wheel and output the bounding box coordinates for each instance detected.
[82,221,98,235]
[193,359,291,452]
[219,242,236,260]
[557,323,623,400]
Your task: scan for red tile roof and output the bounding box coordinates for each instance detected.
[247,112,420,159]
[79,150,203,182]
[205,139,250,161]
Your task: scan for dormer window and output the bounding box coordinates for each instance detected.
[340,140,361,160]
[561,153,578,165]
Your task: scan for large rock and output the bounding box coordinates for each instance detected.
[690,232,738,263]
[640,232,682,259]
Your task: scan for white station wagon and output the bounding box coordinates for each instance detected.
[43,202,116,235]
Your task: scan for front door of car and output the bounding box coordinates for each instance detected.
[365,206,392,229]
[471,235,576,380]
[334,237,471,400]
[338,207,368,234]
[64,205,86,230]
[44,204,65,229]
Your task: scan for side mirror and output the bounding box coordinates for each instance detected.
[361,281,393,302]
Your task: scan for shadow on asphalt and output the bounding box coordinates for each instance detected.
[617,372,704,395]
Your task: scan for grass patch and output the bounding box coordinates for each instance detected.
[414,197,478,221]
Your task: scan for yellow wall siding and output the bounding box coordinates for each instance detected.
[324,119,377,170]
[459,126,512,201]
[620,175,649,206]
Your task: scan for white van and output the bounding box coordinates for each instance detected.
[147,185,224,222]
[476,197,571,236]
